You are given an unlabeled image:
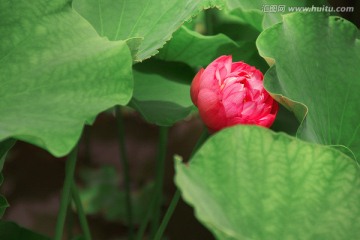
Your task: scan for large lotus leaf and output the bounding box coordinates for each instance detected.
[175,125,360,240]
[129,59,195,126]
[256,13,360,160]
[0,0,133,157]
[226,0,328,30]
[0,221,50,240]
[73,0,225,60]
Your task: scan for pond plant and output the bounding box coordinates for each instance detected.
[0,0,359,239]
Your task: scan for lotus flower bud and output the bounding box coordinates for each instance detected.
[190,55,278,132]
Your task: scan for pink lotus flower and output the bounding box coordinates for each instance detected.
[190,55,278,132]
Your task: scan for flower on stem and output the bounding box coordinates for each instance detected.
[190,55,278,132]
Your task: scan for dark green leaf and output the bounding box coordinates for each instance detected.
[157,26,240,68]
[158,15,268,72]
[0,221,50,240]
[129,59,195,126]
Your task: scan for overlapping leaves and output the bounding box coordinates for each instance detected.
[225,0,328,30]
[73,0,225,60]
[129,59,195,126]
[176,12,360,240]
[257,13,360,160]
[157,26,240,68]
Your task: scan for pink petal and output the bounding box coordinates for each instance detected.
[241,101,256,117]
[191,55,279,131]
[197,89,226,131]
[190,68,204,106]
[201,56,232,89]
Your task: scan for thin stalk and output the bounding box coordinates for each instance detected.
[135,127,169,240]
[153,191,180,240]
[135,190,158,240]
[154,128,209,240]
[54,145,78,240]
[66,203,74,240]
[71,183,92,240]
[189,128,210,158]
[150,127,169,238]
[115,106,133,240]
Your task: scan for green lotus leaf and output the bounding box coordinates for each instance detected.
[257,13,360,160]
[176,125,360,240]
[0,0,133,157]
[226,0,328,30]
[157,26,240,68]
[158,25,267,72]
[129,59,195,126]
[73,0,225,60]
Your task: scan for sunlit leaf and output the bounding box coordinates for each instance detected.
[176,125,360,240]
[73,0,225,60]
[257,13,360,159]
[225,0,328,30]
[0,0,133,157]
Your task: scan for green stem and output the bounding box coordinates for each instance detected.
[71,183,92,240]
[115,106,133,240]
[150,127,169,237]
[154,128,209,240]
[66,203,74,240]
[135,189,158,240]
[153,191,180,240]
[189,128,210,157]
[54,145,78,240]
[135,127,169,240]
